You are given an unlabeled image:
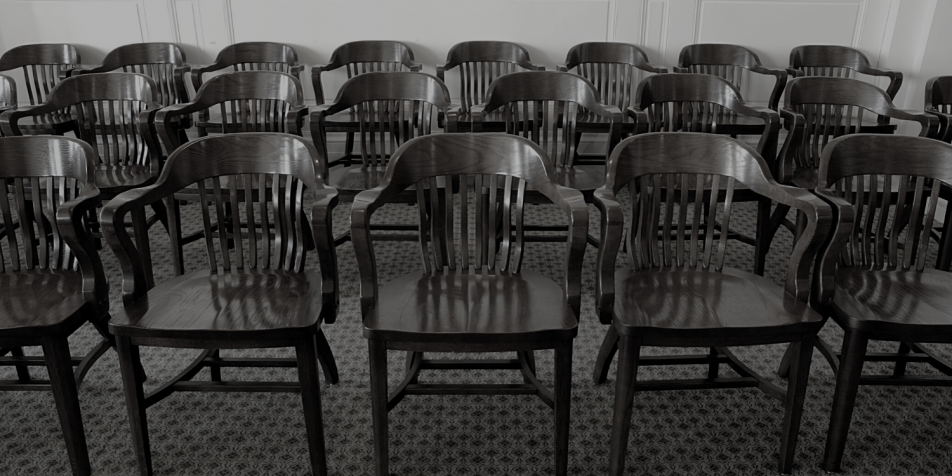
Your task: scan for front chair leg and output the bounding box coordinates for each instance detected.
[779,335,815,474]
[42,335,91,476]
[608,333,640,476]
[368,339,390,476]
[823,329,869,473]
[593,325,619,384]
[314,330,339,385]
[296,334,328,476]
[554,342,573,476]
[116,336,153,476]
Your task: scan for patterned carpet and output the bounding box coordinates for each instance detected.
[2,184,952,475]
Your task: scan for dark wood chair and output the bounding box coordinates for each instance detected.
[0,43,80,135]
[924,75,952,143]
[311,71,453,244]
[437,40,544,131]
[558,42,666,162]
[0,135,110,476]
[352,133,587,476]
[101,133,339,476]
[594,132,834,475]
[312,41,423,165]
[154,70,308,275]
[676,44,787,111]
[190,42,304,135]
[789,45,902,100]
[64,43,191,145]
[626,72,780,275]
[811,134,952,472]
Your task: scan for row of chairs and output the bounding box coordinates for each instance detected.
[3,128,951,475]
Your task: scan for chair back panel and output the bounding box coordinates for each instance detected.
[564,42,658,110]
[637,73,750,132]
[790,45,871,76]
[92,43,187,107]
[328,41,416,77]
[215,42,299,72]
[442,41,536,111]
[0,44,79,106]
[0,136,96,272]
[199,71,301,133]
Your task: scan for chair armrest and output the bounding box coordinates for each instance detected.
[101,184,167,305]
[310,186,340,315]
[750,65,788,111]
[60,66,91,80]
[738,105,781,163]
[155,102,204,152]
[470,104,487,133]
[350,187,386,315]
[604,104,625,150]
[593,186,624,324]
[771,182,834,300]
[811,187,855,311]
[530,63,546,71]
[444,104,461,133]
[290,63,305,79]
[556,64,568,72]
[641,64,668,74]
[786,68,803,78]
[673,66,690,73]
[407,61,424,72]
[626,106,647,127]
[925,108,952,143]
[309,104,338,170]
[55,184,108,313]
[311,65,329,105]
[173,65,192,103]
[864,68,902,100]
[287,105,308,136]
[554,185,588,317]
[436,63,447,82]
[888,108,939,138]
[777,108,805,184]
[0,104,46,136]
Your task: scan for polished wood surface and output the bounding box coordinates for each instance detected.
[0,44,80,135]
[66,43,190,108]
[0,135,108,476]
[438,41,543,113]
[925,75,952,142]
[812,134,952,472]
[101,133,338,476]
[677,43,787,111]
[0,74,15,136]
[312,40,422,105]
[594,132,833,475]
[789,44,903,100]
[352,133,586,476]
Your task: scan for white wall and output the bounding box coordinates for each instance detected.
[0,0,946,122]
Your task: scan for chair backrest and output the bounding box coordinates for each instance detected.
[779,76,936,179]
[311,71,452,170]
[0,74,16,108]
[78,43,188,107]
[1,73,162,171]
[789,45,902,99]
[156,71,306,151]
[817,134,952,274]
[925,76,952,142]
[350,133,587,315]
[475,71,621,168]
[562,42,666,110]
[101,133,338,306]
[191,42,301,91]
[0,136,106,307]
[595,133,831,320]
[677,43,786,110]
[312,40,420,104]
[438,41,540,112]
[0,44,80,106]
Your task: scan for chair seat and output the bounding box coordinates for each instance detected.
[329,165,388,198]
[611,267,823,344]
[109,268,327,341]
[16,112,77,135]
[0,270,89,338]
[832,267,952,341]
[364,271,578,344]
[554,164,603,194]
[96,164,154,192]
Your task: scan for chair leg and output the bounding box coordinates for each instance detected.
[10,346,31,381]
[823,329,869,473]
[131,207,154,289]
[314,330,339,385]
[368,338,390,476]
[42,335,90,476]
[593,325,619,384]
[208,349,222,381]
[296,335,328,476]
[608,333,640,476]
[778,337,839,378]
[893,342,911,377]
[778,335,814,474]
[754,198,771,276]
[116,336,153,476]
[554,342,573,476]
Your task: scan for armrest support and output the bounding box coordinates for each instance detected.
[750,64,788,111]
[530,63,546,71]
[408,62,423,72]
[287,105,308,137]
[554,185,588,318]
[56,184,108,314]
[101,184,166,305]
[311,65,329,105]
[350,187,385,315]
[593,186,624,324]
[777,108,805,184]
[811,187,854,312]
[310,186,339,316]
[1,104,46,136]
[436,63,447,82]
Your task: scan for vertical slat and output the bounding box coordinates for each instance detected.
[715,177,736,271]
[512,178,526,273]
[444,176,456,271]
[228,175,244,269]
[460,174,470,270]
[916,180,942,271]
[30,177,48,269]
[416,183,432,275]
[291,177,306,272]
[211,177,231,271]
[874,174,892,268]
[487,175,499,270]
[196,181,219,271]
[628,178,640,270]
[259,174,272,269]
[903,176,927,270]
[244,175,258,268]
[689,174,703,268]
[429,176,445,270]
[854,175,869,265]
[498,175,513,271]
[676,173,689,267]
[50,177,65,269]
[474,174,484,270]
[661,174,675,267]
[0,181,16,271]
[13,179,35,269]
[647,174,662,267]
[702,175,721,269]
[275,173,291,269]
[889,175,910,267]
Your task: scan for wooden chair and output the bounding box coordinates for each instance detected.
[64,43,191,145]
[154,70,308,274]
[0,135,110,476]
[190,42,304,135]
[437,40,544,131]
[352,133,587,476]
[558,42,666,162]
[101,133,339,476]
[626,72,780,275]
[312,41,422,165]
[310,71,452,244]
[811,134,952,472]
[0,74,15,135]
[924,75,952,143]
[594,132,833,475]
[677,44,787,111]
[789,45,902,100]
[0,44,80,135]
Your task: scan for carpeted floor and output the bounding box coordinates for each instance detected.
[2,182,952,475]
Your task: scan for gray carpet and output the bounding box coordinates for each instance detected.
[2,191,952,476]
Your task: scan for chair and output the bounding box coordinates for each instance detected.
[789,45,902,100]
[811,134,952,472]
[352,133,586,476]
[677,44,786,110]
[310,71,453,244]
[924,75,952,143]
[65,43,191,145]
[101,133,339,476]
[437,40,544,131]
[0,135,109,476]
[312,41,423,165]
[0,44,80,135]
[558,42,667,161]
[595,132,833,475]
[190,42,304,135]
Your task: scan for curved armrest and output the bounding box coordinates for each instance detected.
[593,186,625,324]
[626,106,647,128]
[770,182,834,300]
[310,186,339,313]
[604,104,625,150]
[155,102,205,151]
[887,108,938,138]
[408,62,423,72]
[864,67,902,100]
[309,104,338,169]
[55,185,108,313]
[60,66,91,80]
[811,187,855,311]
[530,63,546,71]
[750,64,788,110]
[0,104,54,136]
[101,184,166,305]
[641,64,668,74]
[311,65,330,105]
[786,68,803,78]
[553,185,588,317]
[470,104,489,133]
[289,63,305,79]
[350,187,386,315]
[444,104,462,132]
[287,105,308,136]
[925,107,952,143]
[673,66,690,74]
[777,108,805,183]
[742,105,781,163]
[436,63,447,82]
[136,105,164,174]
[173,65,192,103]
